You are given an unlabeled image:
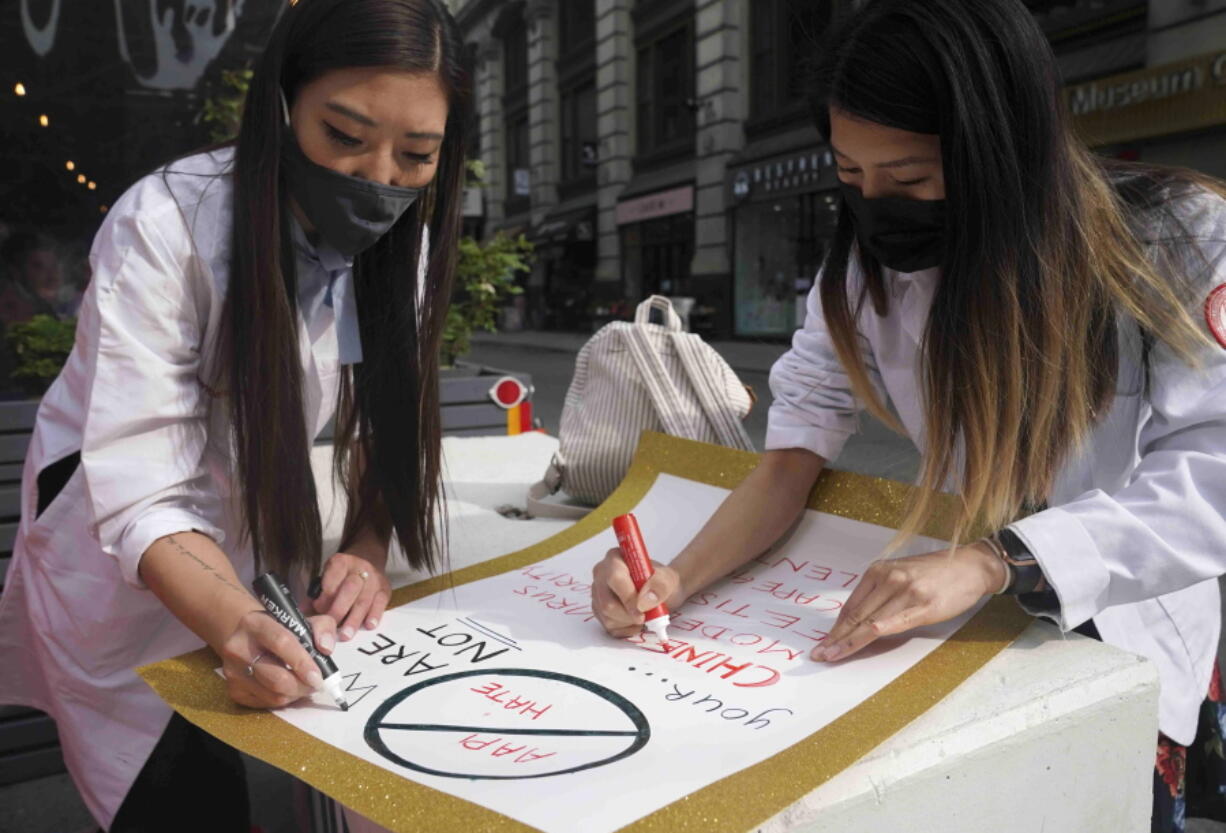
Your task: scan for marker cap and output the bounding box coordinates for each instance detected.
[644,615,671,645]
[321,673,350,711]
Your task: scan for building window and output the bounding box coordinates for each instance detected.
[502,11,529,98]
[557,1,597,195]
[560,80,597,186]
[506,113,530,208]
[749,0,835,129]
[636,17,695,162]
[733,192,839,337]
[464,42,481,163]
[558,1,596,58]
[499,4,530,215]
[621,213,695,301]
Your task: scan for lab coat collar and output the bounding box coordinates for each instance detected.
[289,215,363,365]
[887,266,939,347]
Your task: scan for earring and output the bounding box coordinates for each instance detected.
[279,87,291,128]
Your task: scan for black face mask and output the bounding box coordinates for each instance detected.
[280,134,423,257]
[839,182,946,273]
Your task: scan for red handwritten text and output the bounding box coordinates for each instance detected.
[469,681,553,720]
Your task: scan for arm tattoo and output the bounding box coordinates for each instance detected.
[165,534,248,598]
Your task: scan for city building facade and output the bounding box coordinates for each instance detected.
[454,0,1226,339]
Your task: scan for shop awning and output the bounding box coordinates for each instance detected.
[529,206,596,244]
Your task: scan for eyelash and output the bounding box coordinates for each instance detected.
[323,122,435,165]
[324,122,360,148]
[838,167,928,187]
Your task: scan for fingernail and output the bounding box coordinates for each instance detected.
[638,591,659,611]
[307,669,324,689]
[320,632,335,652]
[340,627,355,641]
[367,617,379,629]
[812,647,832,662]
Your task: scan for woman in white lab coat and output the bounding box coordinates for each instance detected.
[0,1,471,829]
[592,0,1226,829]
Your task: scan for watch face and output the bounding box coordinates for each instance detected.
[1206,283,1226,349]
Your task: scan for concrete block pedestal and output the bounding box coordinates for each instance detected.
[766,623,1157,833]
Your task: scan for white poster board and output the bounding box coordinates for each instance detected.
[270,473,973,833]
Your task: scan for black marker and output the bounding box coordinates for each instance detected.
[252,572,350,711]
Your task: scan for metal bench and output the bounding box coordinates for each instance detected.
[0,399,66,787]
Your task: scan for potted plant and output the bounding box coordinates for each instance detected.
[200,68,252,142]
[434,160,539,434]
[442,230,531,367]
[5,314,76,397]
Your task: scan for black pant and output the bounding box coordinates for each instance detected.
[107,712,250,833]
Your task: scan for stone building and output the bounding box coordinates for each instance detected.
[452,0,1226,339]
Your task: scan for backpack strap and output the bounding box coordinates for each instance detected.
[624,322,698,438]
[671,332,756,451]
[634,295,684,330]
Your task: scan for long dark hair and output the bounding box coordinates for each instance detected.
[225,0,471,578]
[808,0,1216,546]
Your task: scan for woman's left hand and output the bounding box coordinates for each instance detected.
[311,553,391,641]
[813,542,1007,663]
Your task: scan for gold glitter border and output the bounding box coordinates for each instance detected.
[138,431,1030,833]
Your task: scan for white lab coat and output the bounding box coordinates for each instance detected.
[0,148,345,828]
[768,188,1226,746]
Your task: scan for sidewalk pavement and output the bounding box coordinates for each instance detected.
[470,328,792,375]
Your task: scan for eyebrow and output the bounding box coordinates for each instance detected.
[832,144,936,169]
[325,101,445,141]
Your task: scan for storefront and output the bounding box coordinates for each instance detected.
[726,146,840,338]
[616,185,696,302]
[1067,48,1226,178]
[527,203,597,331]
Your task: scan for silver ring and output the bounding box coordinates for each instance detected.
[244,652,263,677]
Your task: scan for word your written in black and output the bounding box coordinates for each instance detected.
[666,684,793,730]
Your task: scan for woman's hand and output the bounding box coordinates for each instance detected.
[591,548,684,638]
[813,542,1006,662]
[311,552,391,641]
[220,610,338,709]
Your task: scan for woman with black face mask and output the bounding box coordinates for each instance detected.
[0,1,470,830]
[592,0,1226,829]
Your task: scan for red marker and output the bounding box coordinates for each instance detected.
[612,513,671,644]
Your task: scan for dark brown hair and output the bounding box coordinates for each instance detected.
[226,0,471,577]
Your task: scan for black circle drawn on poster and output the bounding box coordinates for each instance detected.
[363,668,651,780]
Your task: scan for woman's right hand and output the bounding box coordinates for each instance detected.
[218,610,339,710]
[591,548,683,638]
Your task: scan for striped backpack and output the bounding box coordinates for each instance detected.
[528,296,755,517]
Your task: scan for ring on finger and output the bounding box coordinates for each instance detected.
[244,652,264,677]
[353,569,370,581]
